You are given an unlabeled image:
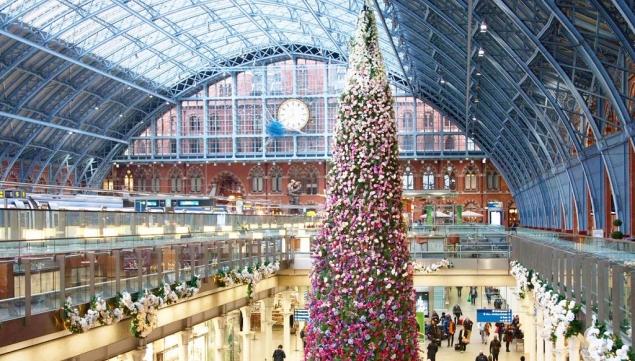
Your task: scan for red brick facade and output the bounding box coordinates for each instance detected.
[106,158,516,225]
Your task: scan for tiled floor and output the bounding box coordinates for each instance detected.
[248,287,528,361]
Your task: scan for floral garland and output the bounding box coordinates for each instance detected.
[63,296,124,333]
[510,260,530,298]
[509,261,582,341]
[214,261,280,300]
[63,275,200,338]
[412,259,453,274]
[585,314,633,361]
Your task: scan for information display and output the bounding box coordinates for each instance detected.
[294,309,310,322]
[476,309,513,323]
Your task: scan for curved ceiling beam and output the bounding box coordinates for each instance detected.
[543,0,632,135]
[0,29,174,103]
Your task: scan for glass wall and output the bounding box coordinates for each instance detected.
[126,59,481,162]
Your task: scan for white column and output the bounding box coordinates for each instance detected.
[554,334,566,361]
[181,328,192,361]
[567,336,581,361]
[536,309,545,361]
[212,316,226,361]
[130,347,146,361]
[240,306,251,361]
[526,301,537,361]
[544,336,554,361]
[296,287,308,351]
[519,295,536,361]
[261,298,274,359]
[281,298,293,354]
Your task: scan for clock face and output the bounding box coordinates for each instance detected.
[277,99,309,131]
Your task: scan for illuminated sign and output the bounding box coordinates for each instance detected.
[476,309,512,323]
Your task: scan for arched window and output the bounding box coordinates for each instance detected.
[151,171,161,193]
[123,170,134,191]
[423,167,435,190]
[402,166,414,190]
[402,111,414,131]
[486,169,500,190]
[269,166,283,193]
[169,168,183,193]
[249,166,265,193]
[444,135,456,150]
[135,170,149,192]
[189,168,203,193]
[464,166,478,191]
[443,167,456,190]
[103,179,114,191]
[304,167,319,195]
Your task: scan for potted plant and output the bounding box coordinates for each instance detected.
[611,219,623,239]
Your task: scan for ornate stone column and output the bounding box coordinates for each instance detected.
[260,298,274,359]
[281,298,293,353]
[212,316,226,361]
[567,335,581,361]
[536,309,545,361]
[554,333,567,361]
[180,328,192,361]
[130,347,146,361]
[240,306,251,361]
[544,335,554,361]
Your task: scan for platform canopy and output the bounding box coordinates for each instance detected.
[0,0,633,231]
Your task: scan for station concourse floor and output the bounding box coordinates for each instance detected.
[248,287,527,361]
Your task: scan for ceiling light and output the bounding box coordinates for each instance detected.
[67,131,74,135]
[94,107,99,110]
[480,21,488,33]
[478,48,485,57]
[472,116,476,121]
[475,70,482,76]
[119,114,123,117]
[440,79,446,85]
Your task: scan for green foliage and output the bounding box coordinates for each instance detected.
[611,231,624,239]
[565,320,584,338]
[613,219,623,227]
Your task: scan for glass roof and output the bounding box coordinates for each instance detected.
[0,0,402,88]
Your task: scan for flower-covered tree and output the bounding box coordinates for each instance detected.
[304,4,419,360]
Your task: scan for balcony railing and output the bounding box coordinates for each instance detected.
[0,233,293,323]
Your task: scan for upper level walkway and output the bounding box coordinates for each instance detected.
[0,212,631,360]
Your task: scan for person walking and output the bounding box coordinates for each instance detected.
[447,317,456,347]
[452,304,462,324]
[273,345,286,361]
[300,325,307,349]
[427,340,439,361]
[475,351,488,361]
[489,337,502,361]
[470,287,478,305]
[504,324,514,352]
[495,322,504,342]
[479,322,487,344]
[457,286,463,297]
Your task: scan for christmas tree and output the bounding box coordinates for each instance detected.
[304,3,420,360]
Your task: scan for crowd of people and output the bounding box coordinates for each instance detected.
[425,297,525,361]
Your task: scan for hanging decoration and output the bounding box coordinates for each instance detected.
[214,261,281,300]
[412,259,453,274]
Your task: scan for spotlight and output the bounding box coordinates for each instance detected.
[478,48,485,57]
[480,21,488,33]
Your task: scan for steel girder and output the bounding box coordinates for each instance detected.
[0,0,633,232]
[390,0,634,232]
